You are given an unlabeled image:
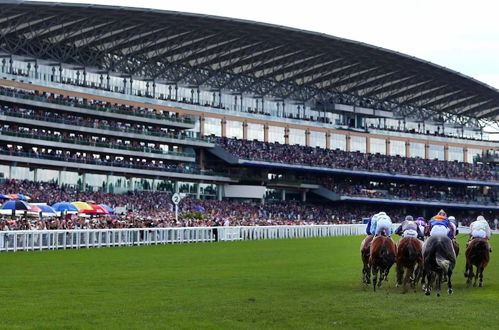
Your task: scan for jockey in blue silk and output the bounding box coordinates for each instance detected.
[366,213,377,235]
[374,212,392,237]
[366,212,386,235]
[426,209,451,237]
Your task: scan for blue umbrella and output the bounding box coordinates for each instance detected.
[0,194,11,200]
[2,200,31,210]
[16,194,31,201]
[36,204,57,216]
[194,205,205,212]
[51,202,79,213]
[99,204,115,214]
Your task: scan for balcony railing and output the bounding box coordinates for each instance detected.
[0,89,194,125]
[0,149,225,177]
[0,130,195,158]
[0,110,211,144]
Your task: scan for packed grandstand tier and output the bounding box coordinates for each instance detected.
[1,179,497,231]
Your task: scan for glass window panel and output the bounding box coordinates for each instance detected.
[391,140,406,157]
[467,148,481,163]
[448,146,463,162]
[204,117,221,137]
[410,142,425,158]
[289,128,306,146]
[429,144,444,160]
[310,131,326,148]
[330,134,346,150]
[226,120,243,139]
[370,138,385,154]
[247,123,264,141]
[268,126,285,144]
[351,136,366,152]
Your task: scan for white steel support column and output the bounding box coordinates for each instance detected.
[196,183,201,199]
[217,185,223,201]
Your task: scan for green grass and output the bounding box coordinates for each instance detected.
[0,235,498,329]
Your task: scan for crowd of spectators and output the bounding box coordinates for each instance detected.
[0,85,190,123]
[0,145,208,175]
[321,178,497,205]
[0,105,203,142]
[0,125,185,156]
[0,179,494,231]
[217,137,497,181]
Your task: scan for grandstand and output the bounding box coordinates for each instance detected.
[0,1,498,226]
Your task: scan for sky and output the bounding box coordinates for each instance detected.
[29,0,499,135]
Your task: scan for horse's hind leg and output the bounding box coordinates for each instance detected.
[478,266,484,287]
[396,264,403,287]
[420,268,427,291]
[372,267,378,292]
[447,268,453,295]
[362,263,369,284]
[405,265,415,293]
[424,272,434,296]
[465,264,473,287]
[378,268,385,288]
[414,265,423,292]
[473,267,480,287]
[436,272,442,297]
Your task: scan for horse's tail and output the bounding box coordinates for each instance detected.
[406,240,417,261]
[435,253,451,272]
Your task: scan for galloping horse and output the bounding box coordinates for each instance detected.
[360,235,374,284]
[396,237,423,293]
[465,238,490,287]
[369,236,397,291]
[452,239,460,257]
[422,235,456,297]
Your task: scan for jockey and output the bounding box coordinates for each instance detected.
[415,217,427,237]
[470,216,492,240]
[426,209,451,237]
[447,216,458,239]
[468,216,492,252]
[395,215,424,240]
[366,212,384,235]
[374,213,393,237]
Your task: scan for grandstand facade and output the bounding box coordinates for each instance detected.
[0,1,498,218]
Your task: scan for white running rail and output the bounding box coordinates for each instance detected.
[0,224,367,252]
[0,224,479,252]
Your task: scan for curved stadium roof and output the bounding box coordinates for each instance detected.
[0,1,498,123]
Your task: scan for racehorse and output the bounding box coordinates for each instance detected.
[452,239,460,257]
[422,235,456,297]
[360,235,374,284]
[464,238,490,288]
[441,239,459,283]
[396,237,423,293]
[369,236,397,291]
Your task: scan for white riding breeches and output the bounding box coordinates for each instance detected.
[375,219,392,236]
[403,229,418,238]
[472,229,487,239]
[430,225,449,237]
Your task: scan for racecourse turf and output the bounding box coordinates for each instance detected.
[0,235,498,330]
